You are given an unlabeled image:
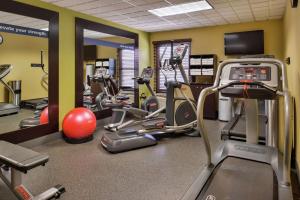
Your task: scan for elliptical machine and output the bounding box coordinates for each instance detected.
[103,46,168,132]
[101,42,199,153]
[104,66,160,131]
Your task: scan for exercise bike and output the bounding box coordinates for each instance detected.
[104,66,160,131]
[101,42,199,153]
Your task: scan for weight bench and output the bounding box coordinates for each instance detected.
[0,140,65,200]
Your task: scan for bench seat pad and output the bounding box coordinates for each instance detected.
[0,141,49,173]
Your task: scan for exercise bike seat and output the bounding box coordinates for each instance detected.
[0,141,49,173]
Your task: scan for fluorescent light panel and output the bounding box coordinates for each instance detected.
[148,1,213,17]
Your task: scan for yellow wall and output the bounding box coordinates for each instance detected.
[19,0,150,128]
[96,37,134,59]
[150,19,283,64]
[283,2,300,174]
[0,32,48,101]
[97,46,117,59]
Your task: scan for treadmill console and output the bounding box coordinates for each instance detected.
[173,44,188,59]
[220,63,278,99]
[141,67,153,81]
[169,44,188,65]
[135,67,153,84]
[229,67,271,81]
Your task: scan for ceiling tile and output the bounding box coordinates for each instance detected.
[34,0,286,32]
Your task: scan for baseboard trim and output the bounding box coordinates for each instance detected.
[20,116,111,148]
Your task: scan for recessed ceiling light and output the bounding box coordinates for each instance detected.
[148,1,213,17]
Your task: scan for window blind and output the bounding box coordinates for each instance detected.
[120,49,135,88]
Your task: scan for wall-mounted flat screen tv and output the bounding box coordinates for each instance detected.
[224,30,264,55]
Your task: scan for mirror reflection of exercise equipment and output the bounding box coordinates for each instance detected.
[19,51,48,128]
[103,66,160,131]
[21,51,48,110]
[0,11,49,134]
[82,29,136,114]
[0,64,20,116]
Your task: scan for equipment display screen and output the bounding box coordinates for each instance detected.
[141,68,153,79]
[229,66,271,81]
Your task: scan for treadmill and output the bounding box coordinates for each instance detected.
[21,97,48,110]
[0,64,19,116]
[181,58,293,200]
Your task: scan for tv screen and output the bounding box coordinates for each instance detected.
[224,30,264,55]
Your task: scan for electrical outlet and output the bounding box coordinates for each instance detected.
[31,63,43,68]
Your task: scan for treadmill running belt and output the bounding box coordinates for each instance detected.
[197,157,277,200]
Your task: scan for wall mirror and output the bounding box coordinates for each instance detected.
[75,18,139,119]
[0,1,58,143]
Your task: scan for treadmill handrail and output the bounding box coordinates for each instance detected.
[217,80,278,94]
[283,89,292,186]
[197,58,292,185]
[196,86,217,165]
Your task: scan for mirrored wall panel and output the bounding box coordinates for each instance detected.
[0,11,49,134]
[82,29,136,113]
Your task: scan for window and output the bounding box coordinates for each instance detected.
[120,49,135,89]
[155,41,190,92]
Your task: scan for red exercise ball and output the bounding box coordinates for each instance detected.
[40,107,49,124]
[62,107,96,143]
